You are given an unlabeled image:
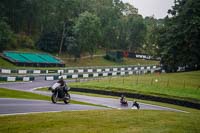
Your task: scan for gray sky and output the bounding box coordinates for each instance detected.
[122,0,174,19]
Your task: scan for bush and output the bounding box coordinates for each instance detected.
[16,33,34,49]
[104,51,123,62]
[36,32,60,53]
[0,20,16,51]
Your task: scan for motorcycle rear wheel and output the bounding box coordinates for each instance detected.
[51,94,57,104]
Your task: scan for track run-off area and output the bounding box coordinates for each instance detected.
[0,78,187,115]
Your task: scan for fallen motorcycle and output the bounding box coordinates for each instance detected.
[120,99,128,106]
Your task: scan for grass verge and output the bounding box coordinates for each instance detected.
[0,109,199,133]
[0,55,158,69]
[37,87,196,112]
[0,88,105,107]
[69,71,200,103]
[0,88,49,101]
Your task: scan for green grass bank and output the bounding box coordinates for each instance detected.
[0,109,199,133]
[69,71,200,103]
[0,88,104,106]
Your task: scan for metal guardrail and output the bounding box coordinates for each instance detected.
[0,76,34,82]
[0,65,161,81]
[0,65,159,75]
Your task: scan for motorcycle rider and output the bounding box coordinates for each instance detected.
[132,100,140,109]
[120,94,127,104]
[57,77,68,93]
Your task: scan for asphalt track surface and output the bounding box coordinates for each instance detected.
[0,78,187,115]
[0,98,107,115]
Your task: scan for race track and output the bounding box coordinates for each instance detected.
[0,79,187,115]
[0,98,107,115]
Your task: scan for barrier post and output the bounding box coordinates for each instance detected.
[151,78,153,85]
[167,79,170,87]
[183,80,186,88]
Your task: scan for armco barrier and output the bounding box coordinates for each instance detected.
[71,87,200,110]
[44,70,147,80]
[0,65,160,75]
[0,76,35,82]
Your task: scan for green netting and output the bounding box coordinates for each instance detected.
[4,52,29,62]
[38,54,60,63]
[3,51,61,64]
[21,53,46,63]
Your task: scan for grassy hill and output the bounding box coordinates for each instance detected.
[0,52,159,69]
[69,71,200,103]
[0,109,199,133]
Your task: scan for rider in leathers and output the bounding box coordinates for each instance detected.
[57,77,68,93]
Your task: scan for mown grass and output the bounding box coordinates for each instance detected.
[0,109,199,133]
[63,57,159,67]
[69,71,200,103]
[0,88,49,101]
[0,88,104,106]
[0,55,158,69]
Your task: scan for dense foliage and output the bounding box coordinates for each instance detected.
[157,0,200,72]
[0,0,199,72]
[0,0,159,56]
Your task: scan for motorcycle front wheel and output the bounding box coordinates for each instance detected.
[64,93,70,104]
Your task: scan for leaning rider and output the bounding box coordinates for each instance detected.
[57,77,68,93]
[120,94,126,103]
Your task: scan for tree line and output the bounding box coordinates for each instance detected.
[0,0,199,72]
[157,0,200,72]
[0,0,160,58]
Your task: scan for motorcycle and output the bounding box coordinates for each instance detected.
[49,82,71,104]
[131,101,140,109]
[120,98,128,106]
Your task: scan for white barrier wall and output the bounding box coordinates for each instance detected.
[112,72,117,76]
[72,74,78,78]
[103,73,108,76]
[113,68,118,71]
[33,70,41,74]
[46,76,54,80]
[2,69,11,74]
[88,69,93,73]
[58,70,64,74]
[78,69,84,73]
[18,70,27,74]
[93,73,98,77]
[128,67,132,70]
[120,72,125,75]
[97,69,102,72]
[83,74,89,78]
[23,77,30,81]
[59,75,67,79]
[68,70,74,73]
[128,71,133,75]
[7,77,16,81]
[105,68,110,72]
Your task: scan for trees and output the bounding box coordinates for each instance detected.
[0,20,16,52]
[74,11,101,58]
[126,15,146,52]
[158,0,200,72]
[143,17,163,56]
[0,0,158,61]
[36,32,60,53]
